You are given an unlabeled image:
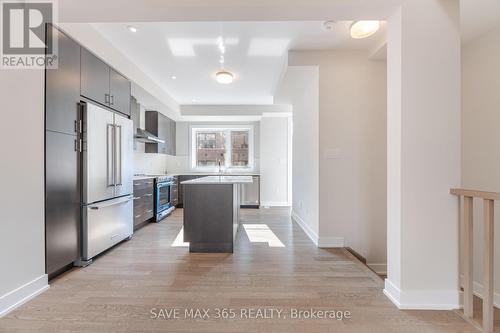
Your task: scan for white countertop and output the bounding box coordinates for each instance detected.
[181,176,254,185]
[174,172,260,176]
[134,172,260,181]
[133,175,157,180]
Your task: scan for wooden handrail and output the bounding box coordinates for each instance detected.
[451,188,497,333]
[450,188,500,201]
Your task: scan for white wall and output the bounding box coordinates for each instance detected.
[275,66,320,241]
[260,115,291,206]
[462,23,500,306]
[385,0,461,309]
[0,70,48,316]
[288,51,387,271]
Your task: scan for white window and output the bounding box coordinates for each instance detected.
[190,125,254,171]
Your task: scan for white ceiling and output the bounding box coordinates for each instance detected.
[78,0,500,109]
[91,21,386,105]
[461,0,500,41]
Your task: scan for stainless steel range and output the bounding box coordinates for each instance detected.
[154,175,177,222]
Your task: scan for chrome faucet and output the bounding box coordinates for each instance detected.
[218,159,223,175]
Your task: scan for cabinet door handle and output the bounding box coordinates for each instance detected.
[110,95,114,105]
[133,197,140,200]
[74,139,82,152]
[144,194,153,197]
[105,94,110,104]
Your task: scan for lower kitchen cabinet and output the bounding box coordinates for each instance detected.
[133,179,155,229]
[177,175,204,208]
[45,130,80,276]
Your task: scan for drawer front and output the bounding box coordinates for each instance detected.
[133,179,155,191]
[134,188,154,199]
[133,193,154,224]
[83,196,133,260]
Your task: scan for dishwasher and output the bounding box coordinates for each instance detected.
[240,176,260,208]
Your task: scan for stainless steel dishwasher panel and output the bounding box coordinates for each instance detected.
[240,176,260,207]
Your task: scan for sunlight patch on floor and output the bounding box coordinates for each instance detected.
[171,227,189,247]
[243,224,285,247]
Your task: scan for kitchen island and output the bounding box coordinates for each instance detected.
[181,176,253,253]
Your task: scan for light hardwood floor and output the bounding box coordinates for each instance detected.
[0,208,491,332]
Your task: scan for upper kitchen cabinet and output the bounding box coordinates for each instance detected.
[170,119,176,155]
[145,111,176,155]
[45,25,81,135]
[80,48,109,107]
[109,69,131,116]
[81,48,131,116]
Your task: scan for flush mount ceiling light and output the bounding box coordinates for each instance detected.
[170,75,177,80]
[350,21,380,39]
[215,71,233,84]
[127,25,137,33]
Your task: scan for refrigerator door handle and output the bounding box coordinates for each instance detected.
[115,125,122,186]
[106,124,115,187]
[88,195,133,210]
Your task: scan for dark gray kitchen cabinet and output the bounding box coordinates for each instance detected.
[131,97,140,150]
[45,25,81,135]
[45,131,80,276]
[133,178,155,229]
[110,68,131,116]
[169,120,176,155]
[177,175,205,208]
[145,111,176,155]
[81,48,131,116]
[80,48,110,107]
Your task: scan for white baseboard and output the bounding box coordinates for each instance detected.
[291,211,344,248]
[459,275,500,309]
[260,201,291,207]
[318,237,344,248]
[291,211,318,246]
[367,263,387,275]
[0,274,49,317]
[384,279,460,310]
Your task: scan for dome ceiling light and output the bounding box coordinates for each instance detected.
[214,37,235,84]
[350,21,380,39]
[216,71,234,84]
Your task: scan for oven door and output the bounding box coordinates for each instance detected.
[156,182,172,213]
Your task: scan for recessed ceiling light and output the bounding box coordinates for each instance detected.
[215,71,234,84]
[127,25,137,33]
[171,75,177,80]
[350,21,380,39]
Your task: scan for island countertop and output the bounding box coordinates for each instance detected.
[181,175,253,185]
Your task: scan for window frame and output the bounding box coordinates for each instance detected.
[190,124,254,172]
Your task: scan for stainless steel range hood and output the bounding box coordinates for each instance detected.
[135,128,165,144]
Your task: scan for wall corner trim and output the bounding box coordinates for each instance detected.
[0,274,49,318]
[384,279,460,310]
[291,210,318,246]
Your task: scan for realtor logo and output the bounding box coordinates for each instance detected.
[1,0,58,69]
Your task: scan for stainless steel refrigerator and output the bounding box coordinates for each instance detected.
[79,102,134,264]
